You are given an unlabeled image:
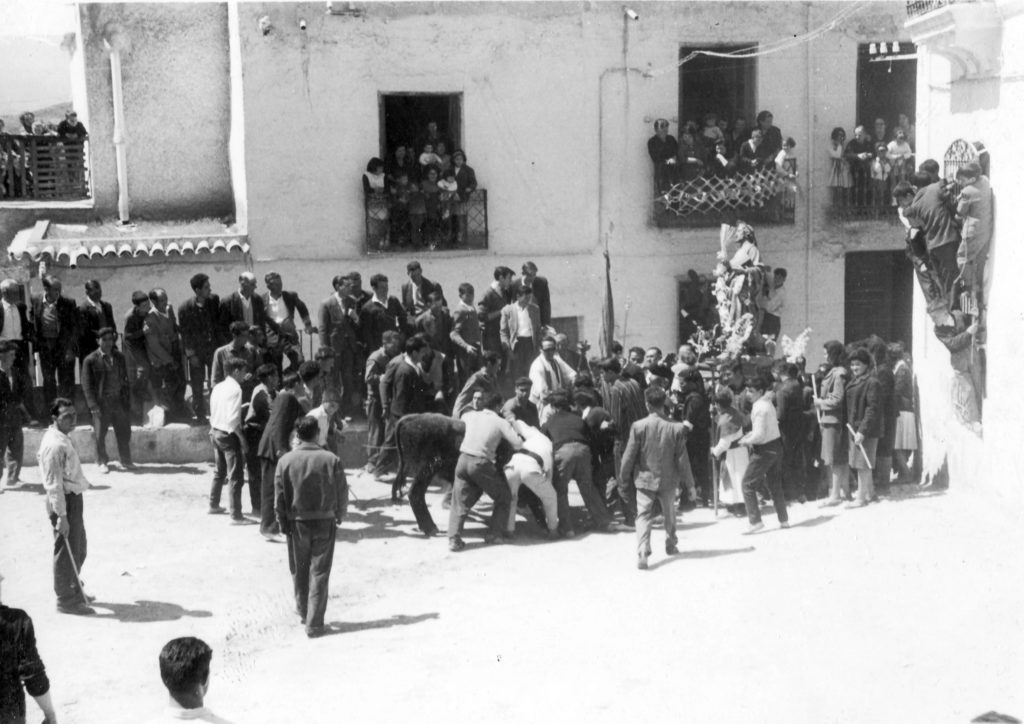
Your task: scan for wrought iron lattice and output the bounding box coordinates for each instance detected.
[364,188,488,253]
[654,169,795,227]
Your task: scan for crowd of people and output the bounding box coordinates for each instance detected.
[0,109,89,199]
[827,113,916,210]
[363,120,479,250]
[0,239,936,721]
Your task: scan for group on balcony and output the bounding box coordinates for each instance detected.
[0,109,90,201]
[362,121,479,251]
[827,113,915,217]
[649,110,797,222]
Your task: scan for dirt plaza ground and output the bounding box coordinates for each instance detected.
[0,459,1021,724]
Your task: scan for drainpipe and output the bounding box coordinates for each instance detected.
[103,24,131,225]
[804,1,814,334]
[227,1,249,237]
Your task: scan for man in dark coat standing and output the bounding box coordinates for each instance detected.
[177,273,222,423]
[257,372,306,542]
[77,280,116,367]
[81,328,133,474]
[401,260,444,319]
[32,275,79,405]
[221,272,268,334]
[275,415,348,638]
[319,274,361,415]
[519,261,551,328]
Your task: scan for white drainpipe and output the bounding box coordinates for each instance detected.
[104,29,131,224]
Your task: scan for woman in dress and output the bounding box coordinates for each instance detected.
[362,157,389,248]
[815,340,850,506]
[844,347,882,508]
[711,386,749,516]
[827,127,852,207]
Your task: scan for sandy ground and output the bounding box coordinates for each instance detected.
[0,460,1021,724]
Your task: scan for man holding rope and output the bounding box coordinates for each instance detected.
[38,397,95,615]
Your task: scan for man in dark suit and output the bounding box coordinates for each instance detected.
[32,275,79,405]
[319,274,361,415]
[359,274,407,355]
[77,280,116,368]
[0,341,27,487]
[222,272,268,333]
[499,285,541,381]
[0,279,33,415]
[620,385,693,569]
[477,266,515,374]
[274,415,348,638]
[389,336,430,420]
[81,328,133,474]
[262,271,316,373]
[257,371,305,541]
[177,273,222,423]
[401,260,444,320]
[520,261,551,328]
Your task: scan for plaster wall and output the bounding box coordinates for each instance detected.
[77,3,234,220]
[233,0,905,362]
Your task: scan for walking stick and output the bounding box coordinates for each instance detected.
[845,423,873,471]
[59,531,91,604]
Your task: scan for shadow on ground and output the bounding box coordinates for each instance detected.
[335,509,425,542]
[318,612,440,637]
[92,600,213,623]
[650,546,755,570]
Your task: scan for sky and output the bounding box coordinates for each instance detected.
[0,0,77,117]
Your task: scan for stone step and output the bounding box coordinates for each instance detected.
[21,421,370,467]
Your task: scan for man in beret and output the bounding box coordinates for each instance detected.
[81,327,133,473]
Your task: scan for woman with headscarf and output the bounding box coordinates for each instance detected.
[815,340,850,506]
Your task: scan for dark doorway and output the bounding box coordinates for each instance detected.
[856,42,917,140]
[678,44,757,128]
[380,93,462,157]
[844,250,914,345]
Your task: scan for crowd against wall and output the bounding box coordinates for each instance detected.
[0,109,89,199]
[363,120,479,250]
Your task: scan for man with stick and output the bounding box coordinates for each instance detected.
[38,397,95,615]
[844,348,881,508]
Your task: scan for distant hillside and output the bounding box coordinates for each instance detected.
[1,101,73,131]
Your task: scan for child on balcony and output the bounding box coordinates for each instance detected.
[827,127,852,207]
[870,143,893,208]
[701,112,725,147]
[418,144,442,175]
[438,168,458,219]
[886,129,914,184]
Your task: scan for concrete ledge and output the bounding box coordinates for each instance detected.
[21,422,369,466]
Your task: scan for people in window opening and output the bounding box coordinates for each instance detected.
[647,118,679,193]
[386,144,416,185]
[418,144,442,174]
[737,129,763,172]
[677,122,705,181]
[437,168,459,232]
[727,116,750,157]
[701,112,725,147]
[827,127,852,205]
[419,165,442,250]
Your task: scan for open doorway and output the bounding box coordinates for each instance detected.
[379,93,462,157]
[856,42,917,143]
[844,250,913,346]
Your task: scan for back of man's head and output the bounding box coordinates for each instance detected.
[159,637,212,703]
[645,385,667,409]
[294,415,320,442]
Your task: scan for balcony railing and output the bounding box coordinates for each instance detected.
[828,161,913,223]
[365,188,488,253]
[653,168,796,228]
[906,0,977,19]
[0,135,90,201]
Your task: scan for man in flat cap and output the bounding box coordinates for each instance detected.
[81,327,133,473]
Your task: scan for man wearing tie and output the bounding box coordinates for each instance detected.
[400,260,443,319]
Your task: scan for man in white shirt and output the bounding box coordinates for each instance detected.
[737,374,789,534]
[38,397,95,615]
[448,391,532,552]
[528,337,576,423]
[500,285,541,382]
[208,359,251,524]
[307,389,342,453]
[144,637,234,724]
[761,267,787,338]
